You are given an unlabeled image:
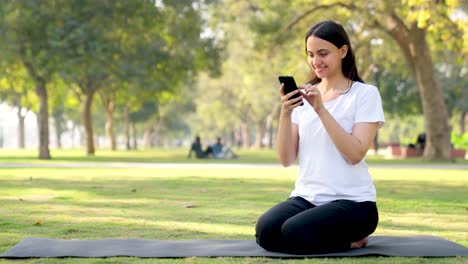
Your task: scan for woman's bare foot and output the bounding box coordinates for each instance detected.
[350,236,368,249]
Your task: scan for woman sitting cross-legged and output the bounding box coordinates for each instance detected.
[255,20,385,254]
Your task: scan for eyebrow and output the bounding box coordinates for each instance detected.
[307,48,329,53]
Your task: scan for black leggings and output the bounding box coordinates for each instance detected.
[255,197,378,254]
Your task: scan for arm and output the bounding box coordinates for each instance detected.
[277,113,300,167]
[316,107,378,164]
[302,84,378,164]
[277,84,303,167]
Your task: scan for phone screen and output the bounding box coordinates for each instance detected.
[278,75,303,105]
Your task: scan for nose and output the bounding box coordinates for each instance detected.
[312,56,321,68]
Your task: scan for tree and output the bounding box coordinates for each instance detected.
[0,1,63,158]
[50,0,119,155]
[53,0,222,154]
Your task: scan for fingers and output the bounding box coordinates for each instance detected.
[280,83,303,98]
[301,90,320,96]
[300,84,325,113]
[301,84,319,96]
[290,98,304,108]
[281,90,302,104]
[280,91,303,113]
[279,84,306,113]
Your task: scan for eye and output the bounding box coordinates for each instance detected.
[318,51,328,57]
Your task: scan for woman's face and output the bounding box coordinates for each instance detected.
[306,36,347,80]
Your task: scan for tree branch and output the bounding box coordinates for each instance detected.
[69,83,83,103]
[19,44,45,85]
[284,2,359,32]
[245,0,261,12]
[371,12,417,74]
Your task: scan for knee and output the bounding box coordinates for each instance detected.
[255,215,271,240]
[281,219,302,242]
[255,214,280,250]
[281,218,320,245]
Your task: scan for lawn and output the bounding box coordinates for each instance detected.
[0,149,467,263]
[0,148,467,165]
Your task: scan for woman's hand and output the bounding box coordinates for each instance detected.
[300,83,325,114]
[280,83,303,115]
[277,83,300,166]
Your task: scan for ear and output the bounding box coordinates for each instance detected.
[340,45,348,59]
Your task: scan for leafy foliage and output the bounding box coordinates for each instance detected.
[0,0,222,154]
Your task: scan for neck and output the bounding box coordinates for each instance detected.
[320,73,350,93]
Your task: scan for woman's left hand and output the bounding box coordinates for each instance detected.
[300,83,325,114]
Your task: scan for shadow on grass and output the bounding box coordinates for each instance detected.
[1,176,465,204]
[1,175,466,230]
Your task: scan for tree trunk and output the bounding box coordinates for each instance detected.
[83,90,96,155]
[20,48,50,159]
[154,120,162,147]
[384,18,451,160]
[143,125,154,149]
[71,123,76,148]
[54,117,63,149]
[410,28,451,160]
[230,130,236,148]
[265,114,274,149]
[124,105,131,150]
[241,123,249,148]
[266,103,280,149]
[460,111,466,135]
[35,80,51,159]
[252,120,265,149]
[105,101,117,150]
[132,122,138,150]
[17,107,26,149]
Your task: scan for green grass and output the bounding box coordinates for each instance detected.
[0,148,277,164]
[0,149,467,263]
[0,148,467,165]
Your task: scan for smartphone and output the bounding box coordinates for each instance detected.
[278,75,303,105]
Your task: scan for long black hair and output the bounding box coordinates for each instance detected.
[305,20,363,85]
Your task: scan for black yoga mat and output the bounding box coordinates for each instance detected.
[1,236,467,258]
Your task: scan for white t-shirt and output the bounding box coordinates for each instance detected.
[290,81,385,206]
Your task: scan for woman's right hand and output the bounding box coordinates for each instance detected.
[280,83,303,115]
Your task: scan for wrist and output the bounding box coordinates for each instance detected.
[315,105,326,116]
[280,108,293,117]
